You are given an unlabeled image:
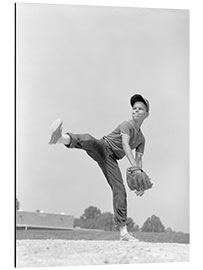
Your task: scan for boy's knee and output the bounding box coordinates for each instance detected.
[81,134,97,149]
[83,133,95,142]
[114,184,127,199]
[65,133,95,148]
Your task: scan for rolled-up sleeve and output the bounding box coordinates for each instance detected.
[119,121,131,137]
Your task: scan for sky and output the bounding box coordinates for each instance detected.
[16,3,189,233]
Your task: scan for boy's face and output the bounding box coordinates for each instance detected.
[132,101,149,122]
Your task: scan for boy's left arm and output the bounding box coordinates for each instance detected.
[135,151,143,169]
[123,135,153,195]
[122,134,142,168]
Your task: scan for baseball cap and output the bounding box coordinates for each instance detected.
[130,94,149,112]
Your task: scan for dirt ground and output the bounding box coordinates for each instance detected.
[16,239,189,267]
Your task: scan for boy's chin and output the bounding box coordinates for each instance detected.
[132,116,140,121]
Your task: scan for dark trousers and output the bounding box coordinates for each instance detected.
[65,133,127,227]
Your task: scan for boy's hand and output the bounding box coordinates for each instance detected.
[126,166,153,196]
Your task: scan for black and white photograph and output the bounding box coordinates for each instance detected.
[15,1,190,268]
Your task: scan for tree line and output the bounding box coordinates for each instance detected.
[74,205,169,232]
[16,199,172,232]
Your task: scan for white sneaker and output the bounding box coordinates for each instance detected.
[49,118,63,144]
[120,233,139,242]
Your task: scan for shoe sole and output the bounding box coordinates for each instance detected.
[120,233,139,242]
[120,238,139,242]
[49,118,63,144]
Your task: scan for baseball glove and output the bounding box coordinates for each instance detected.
[126,166,153,196]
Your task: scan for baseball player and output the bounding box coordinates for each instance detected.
[49,94,149,241]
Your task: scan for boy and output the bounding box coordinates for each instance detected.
[49,94,149,241]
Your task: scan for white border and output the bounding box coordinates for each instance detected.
[1,0,203,270]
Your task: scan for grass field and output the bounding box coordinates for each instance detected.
[16,228,189,244]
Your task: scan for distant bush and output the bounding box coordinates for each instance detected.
[80,206,101,220]
[141,215,165,232]
[73,206,114,231]
[166,227,173,233]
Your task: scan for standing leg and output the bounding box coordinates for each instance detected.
[98,155,139,241]
[97,155,127,227]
